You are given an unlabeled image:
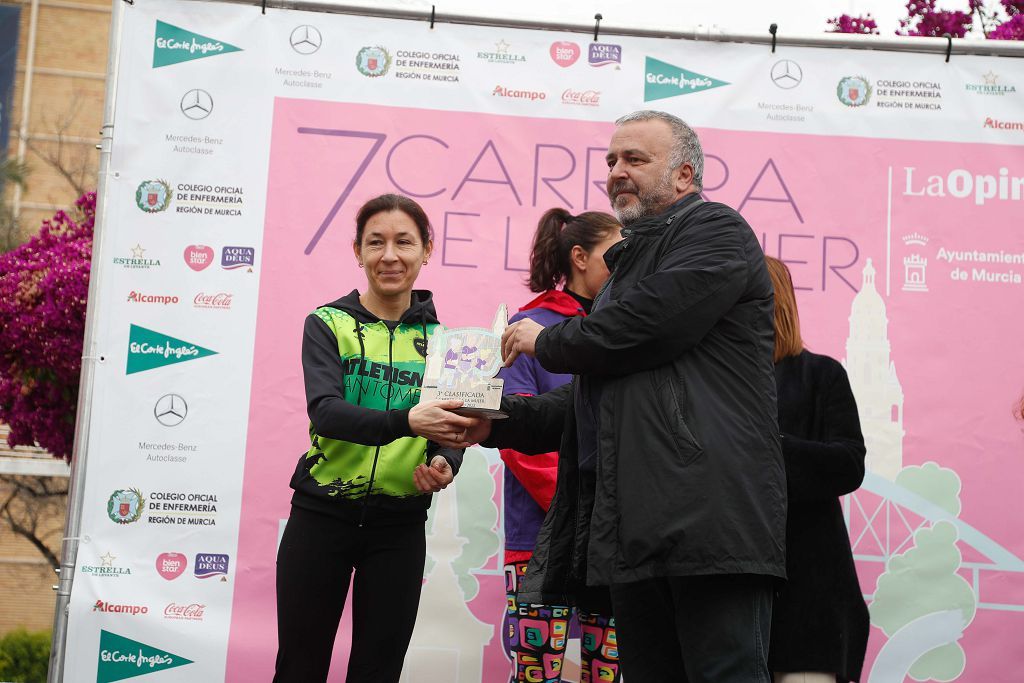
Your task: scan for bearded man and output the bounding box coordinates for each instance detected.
[445,110,786,683]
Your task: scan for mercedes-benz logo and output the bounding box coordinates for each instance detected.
[154,394,188,427]
[770,60,803,89]
[290,25,322,55]
[180,89,214,120]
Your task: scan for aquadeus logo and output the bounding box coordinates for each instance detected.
[97,630,193,682]
[644,57,729,102]
[153,20,242,68]
[126,325,217,375]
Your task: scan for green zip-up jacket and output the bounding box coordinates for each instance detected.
[289,289,463,524]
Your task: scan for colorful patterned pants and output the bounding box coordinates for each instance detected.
[503,561,621,683]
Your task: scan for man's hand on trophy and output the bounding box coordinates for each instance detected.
[430,415,492,449]
[501,318,543,367]
[413,456,454,493]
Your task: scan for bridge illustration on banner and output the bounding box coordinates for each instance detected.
[847,473,1024,614]
[841,259,1024,682]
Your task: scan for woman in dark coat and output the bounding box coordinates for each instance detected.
[765,256,870,683]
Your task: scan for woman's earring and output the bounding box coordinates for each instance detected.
[423,260,428,265]
[358,262,364,268]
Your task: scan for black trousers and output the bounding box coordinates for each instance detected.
[273,505,426,683]
[610,574,773,683]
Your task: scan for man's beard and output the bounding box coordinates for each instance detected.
[609,170,677,226]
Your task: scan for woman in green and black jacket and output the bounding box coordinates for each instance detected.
[274,194,474,683]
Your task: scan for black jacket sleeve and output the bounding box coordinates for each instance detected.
[483,383,570,455]
[302,314,414,446]
[782,363,866,501]
[535,209,749,376]
[428,440,464,477]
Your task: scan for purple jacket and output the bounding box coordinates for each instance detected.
[497,290,584,553]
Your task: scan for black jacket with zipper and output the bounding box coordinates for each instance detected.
[770,350,868,682]
[486,194,787,603]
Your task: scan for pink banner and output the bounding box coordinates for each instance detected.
[228,99,1024,681]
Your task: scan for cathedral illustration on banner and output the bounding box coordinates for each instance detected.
[402,474,494,682]
[844,258,905,480]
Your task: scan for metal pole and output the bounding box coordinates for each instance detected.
[199,0,1024,58]
[46,0,126,678]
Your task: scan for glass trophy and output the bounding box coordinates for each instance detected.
[419,305,509,418]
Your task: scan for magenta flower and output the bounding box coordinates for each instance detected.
[989,12,1024,36]
[0,192,95,460]
[827,14,881,34]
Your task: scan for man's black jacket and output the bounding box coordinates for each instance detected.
[486,194,787,604]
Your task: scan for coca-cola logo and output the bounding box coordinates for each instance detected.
[164,602,206,620]
[193,292,234,309]
[561,89,601,106]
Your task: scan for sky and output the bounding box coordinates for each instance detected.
[352,0,918,38]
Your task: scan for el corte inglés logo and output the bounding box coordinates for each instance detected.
[126,324,217,374]
[153,20,242,68]
[97,630,192,682]
[644,57,730,102]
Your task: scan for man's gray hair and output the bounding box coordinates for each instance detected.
[615,110,704,190]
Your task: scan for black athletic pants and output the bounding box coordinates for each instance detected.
[273,505,426,683]
[610,573,774,683]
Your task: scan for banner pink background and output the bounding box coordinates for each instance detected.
[227,99,1024,680]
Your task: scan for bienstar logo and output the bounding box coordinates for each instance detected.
[153,20,242,68]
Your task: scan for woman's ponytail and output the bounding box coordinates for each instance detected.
[528,208,573,293]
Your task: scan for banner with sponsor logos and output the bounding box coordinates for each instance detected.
[62,0,1024,680]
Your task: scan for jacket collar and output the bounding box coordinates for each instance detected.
[519,289,587,317]
[604,193,703,270]
[621,193,703,237]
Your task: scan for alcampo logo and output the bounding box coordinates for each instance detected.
[126,325,217,375]
[644,57,730,102]
[153,20,242,68]
[97,630,192,682]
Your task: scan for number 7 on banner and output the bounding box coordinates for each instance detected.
[297,128,387,254]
